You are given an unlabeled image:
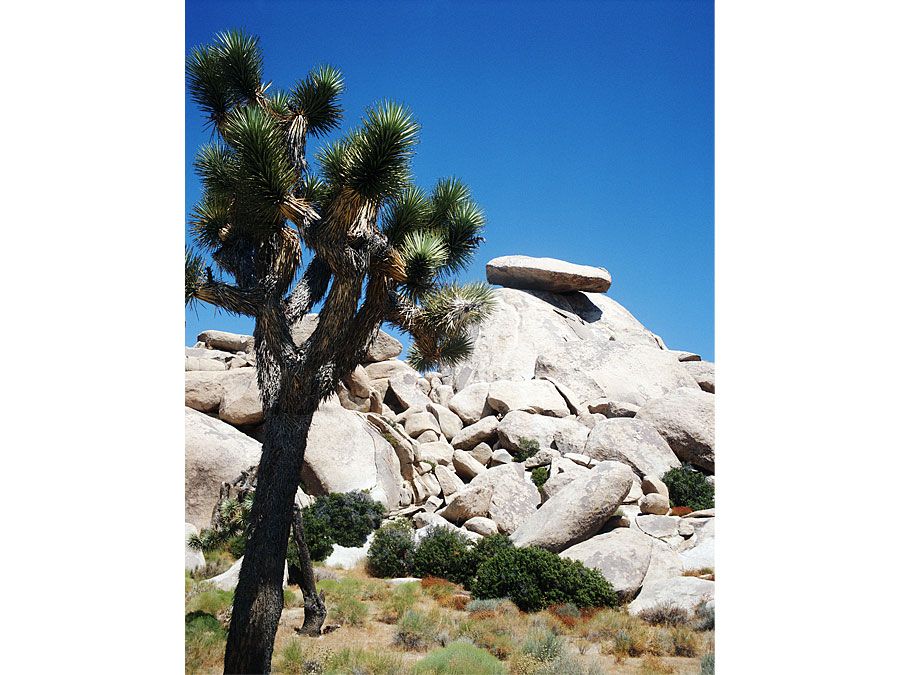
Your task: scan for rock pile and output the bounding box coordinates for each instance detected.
[185,253,715,616]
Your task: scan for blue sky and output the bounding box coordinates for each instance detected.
[185,0,714,359]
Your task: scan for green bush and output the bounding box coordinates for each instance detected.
[308,490,386,548]
[331,595,368,626]
[471,546,618,612]
[511,437,541,462]
[411,641,505,674]
[462,534,514,587]
[411,526,472,584]
[185,587,234,617]
[298,508,335,562]
[367,520,416,578]
[522,628,564,663]
[662,465,715,511]
[530,466,549,489]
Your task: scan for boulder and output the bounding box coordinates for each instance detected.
[560,529,654,601]
[635,515,682,542]
[639,493,670,515]
[185,407,261,529]
[197,329,254,353]
[535,341,699,409]
[417,441,455,467]
[364,359,419,382]
[323,534,374,570]
[510,461,633,551]
[489,448,514,466]
[584,418,681,479]
[486,379,570,417]
[404,411,441,438]
[628,577,714,617]
[636,387,715,471]
[430,384,454,407]
[301,400,402,508]
[642,540,685,586]
[387,373,432,411]
[344,365,372,399]
[438,483,493,523]
[641,475,669,500]
[434,464,465,497]
[668,350,702,362]
[365,331,403,362]
[470,443,493,466]
[184,368,263,426]
[185,357,228,372]
[539,460,590,501]
[468,464,541,534]
[448,383,492,425]
[486,255,612,293]
[452,450,486,480]
[683,360,715,393]
[586,398,641,418]
[426,403,464,440]
[497,410,589,456]
[523,448,561,469]
[451,416,499,450]
[463,517,499,537]
[185,523,205,572]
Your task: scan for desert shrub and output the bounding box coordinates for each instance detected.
[471,546,618,612]
[670,626,699,657]
[548,603,583,629]
[412,526,472,584]
[272,637,329,674]
[367,521,416,578]
[700,652,715,675]
[638,603,690,626]
[395,609,442,651]
[296,508,335,562]
[611,625,652,660]
[638,654,675,674]
[421,576,461,599]
[661,465,714,511]
[457,615,516,660]
[185,611,227,674]
[695,601,715,631]
[380,581,421,623]
[511,437,541,462]
[308,491,385,548]
[530,466,549,489]
[185,587,234,617]
[412,641,506,675]
[522,628,564,663]
[331,595,368,626]
[466,598,504,614]
[326,647,404,675]
[669,506,693,517]
[464,534,515,584]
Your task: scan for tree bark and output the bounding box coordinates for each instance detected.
[291,506,327,636]
[224,409,313,674]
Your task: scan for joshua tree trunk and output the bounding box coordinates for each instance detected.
[224,408,313,674]
[291,506,327,635]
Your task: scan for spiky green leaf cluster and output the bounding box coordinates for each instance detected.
[186,29,263,125]
[290,65,344,136]
[185,247,205,306]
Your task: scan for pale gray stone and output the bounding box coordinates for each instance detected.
[365,359,419,381]
[635,514,681,540]
[434,464,465,497]
[416,441,455,466]
[486,379,570,417]
[426,402,464,440]
[486,255,612,293]
[489,449,514,466]
[560,529,654,601]
[405,411,441,438]
[523,448,561,469]
[463,517,499,536]
[452,450,487,480]
[208,557,287,591]
[470,443,493,466]
[683,360,715,393]
[584,418,681,479]
[365,331,403,362]
[497,410,589,456]
[448,382,492,425]
[628,577,714,617]
[641,475,670,500]
[586,398,641,418]
[468,464,541,534]
[438,483,493,523]
[388,373,432,410]
[451,416,499,450]
[323,534,374,570]
[636,387,715,471]
[197,329,254,353]
[639,493,670,515]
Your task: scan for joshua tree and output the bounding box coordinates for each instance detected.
[185,30,494,673]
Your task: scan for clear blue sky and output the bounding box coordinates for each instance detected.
[185,0,714,359]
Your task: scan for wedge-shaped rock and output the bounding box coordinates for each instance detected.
[439,465,539,535]
[560,528,654,601]
[185,368,263,426]
[584,418,681,479]
[628,577,714,617]
[451,416,499,450]
[452,450,486,480]
[426,402,464,440]
[486,379,570,417]
[185,407,261,529]
[486,255,612,293]
[511,460,633,552]
[683,361,715,393]
[416,441,455,467]
[636,387,715,471]
[448,382,492,425]
[301,400,402,508]
[196,329,254,353]
[497,410,588,455]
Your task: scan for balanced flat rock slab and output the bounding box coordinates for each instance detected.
[486,255,612,293]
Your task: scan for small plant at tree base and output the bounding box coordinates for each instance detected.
[367,520,416,578]
[511,437,541,462]
[411,526,472,584]
[308,490,386,548]
[661,464,715,511]
[471,546,618,612]
[530,466,550,489]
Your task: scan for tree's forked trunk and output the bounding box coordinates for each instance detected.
[291,506,327,635]
[224,410,313,674]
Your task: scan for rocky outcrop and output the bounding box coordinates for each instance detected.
[184,369,264,426]
[583,418,681,478]
[486,379,570,417]
[636,387,715,471]
[683,360,715,393]
[628,577,714,617]
[486,255,612,293]
[560,528,654,601]
[184,407,261,529]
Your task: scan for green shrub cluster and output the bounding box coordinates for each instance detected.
[411,641,505,674]
[470,546,617,612]
[307,490,386,548]
[511,437,540,462]
[530,466,549,488]
[662,464,715,511]
[367,525,618,613]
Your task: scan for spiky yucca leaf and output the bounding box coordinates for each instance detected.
[290,64,344,136]
[398,230,448,298]
[345,101,419,201]
[215,29,264,103]
[438,199,486,274]
[407,332,475,372]
[186,43,234,126]
[420,282,496,333]
[185,247,206,306]
[267,90,292,118]
[382,186,430,245]
[428,177,471,226]
[195,144,238,202]
[190,195,231,251]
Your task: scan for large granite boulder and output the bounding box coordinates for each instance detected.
[583,418,681,478]
[534,341,699,408]
[301,400,402,508]
[185,407,261,529]
[560,528,654,601]
[683,360,715,393]
[487,255,612,293]
[497,410,589,455]
[196,329,254,353]
[448,382,492,425]
[290,314,401,362]
[184,369,263,426]
[440,465,540,534]
[628,577,714,617]
[449,287,664,389]
[510,460,633,551]
[207,557,288,592]
[486,379,570,417]
[451,416,500,450]
[636,387,715,471]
